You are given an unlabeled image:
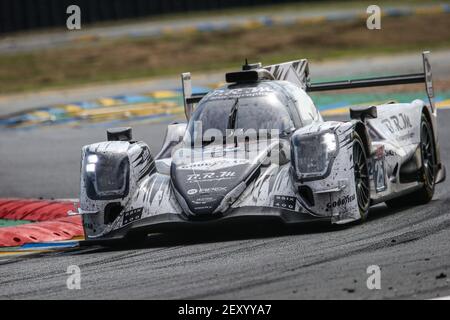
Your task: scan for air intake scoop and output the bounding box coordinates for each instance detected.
[225,69,275,83]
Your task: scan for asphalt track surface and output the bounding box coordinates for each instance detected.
[0,110,449,299]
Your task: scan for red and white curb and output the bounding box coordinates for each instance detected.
[0,198,83,247]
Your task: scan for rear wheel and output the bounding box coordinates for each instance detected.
[385,114,436,209]
[353,133,370,221]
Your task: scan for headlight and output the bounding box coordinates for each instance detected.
[291,131,338,181]
[83,152,130,200]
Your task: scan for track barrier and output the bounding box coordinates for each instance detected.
[0,198,76,221]
[0,216,82,247]
[0,199,82,247]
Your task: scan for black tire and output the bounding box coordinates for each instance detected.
[385,114,436,209]
[353,133,370,221]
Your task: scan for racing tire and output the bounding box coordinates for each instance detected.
[353,133,370,221]
[385,114,436,209]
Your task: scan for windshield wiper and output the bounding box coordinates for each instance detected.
[201,99,239,147]
[227,98,239,131]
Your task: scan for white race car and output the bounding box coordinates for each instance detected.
[75,51,445,243]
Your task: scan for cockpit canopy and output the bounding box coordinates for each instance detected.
[184,81,302,144]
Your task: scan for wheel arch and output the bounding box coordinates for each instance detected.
[352,120,371,156]
[420,105,440,170]
[421,105,435,138]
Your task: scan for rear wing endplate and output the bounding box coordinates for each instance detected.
[181,72,210,120]
[306,51,435,108]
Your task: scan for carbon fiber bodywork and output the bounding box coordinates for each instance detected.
[77,53,445,241]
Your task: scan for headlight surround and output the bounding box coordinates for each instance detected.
[83,152,130,200]
[291,131,338,181]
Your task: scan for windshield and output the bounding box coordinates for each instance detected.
[184,83,295,144]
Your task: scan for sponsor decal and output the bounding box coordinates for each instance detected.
[198,187,227,194]
[273,195,296,211]
[192,196,216,205]
[381,113,412,133]
[207,86,274,100]
[122,207,143,226]
[326,194,356,209]
[179,159,248,171]
[187,171,236,182]
[187,187,227,197]
[187,188,198,195]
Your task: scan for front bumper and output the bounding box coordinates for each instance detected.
[81,207,330,245]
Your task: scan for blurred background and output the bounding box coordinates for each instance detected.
[0,0,309,33]
[0,0,449,198]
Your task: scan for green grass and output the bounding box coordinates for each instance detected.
[1,11,450,94]
[0,219,31,228]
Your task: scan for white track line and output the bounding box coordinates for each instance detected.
[430,296,450,300]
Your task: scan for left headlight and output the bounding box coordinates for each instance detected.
[83,152,130,200]
[291,131,338,181]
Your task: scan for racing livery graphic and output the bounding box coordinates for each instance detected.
[73,51,445,243]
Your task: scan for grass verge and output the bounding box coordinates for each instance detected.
[0,12,449,94]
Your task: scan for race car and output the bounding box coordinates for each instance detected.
[74,51,445,243]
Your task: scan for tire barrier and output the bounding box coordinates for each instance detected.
[0,216,83,247]
[0,199,76,221]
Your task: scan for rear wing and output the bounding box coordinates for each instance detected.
[305,51,434,109]
[181,51,434,119]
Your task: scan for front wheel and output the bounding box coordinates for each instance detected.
[386,114,436,209]
[353,133,370,221]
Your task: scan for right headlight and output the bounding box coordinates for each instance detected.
[291,131,338,181]
[83,151,130,200]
